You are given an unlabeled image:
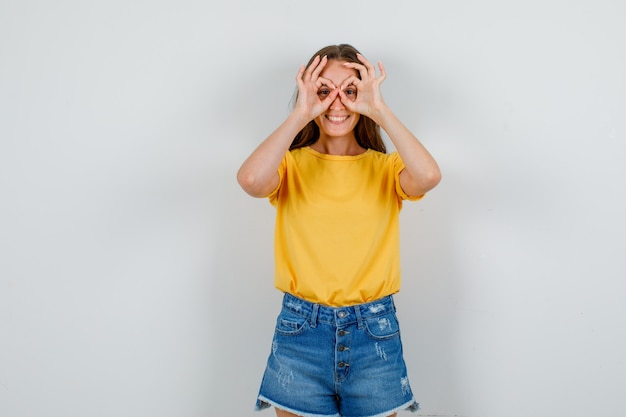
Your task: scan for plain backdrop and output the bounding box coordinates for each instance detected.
[1,1,625,417]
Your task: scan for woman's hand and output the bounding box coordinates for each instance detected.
[293,55,340,121]
[338,53,388,120]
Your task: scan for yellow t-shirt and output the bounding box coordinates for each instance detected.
[268,146,422,306]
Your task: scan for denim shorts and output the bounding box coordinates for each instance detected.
[256,292,419,417]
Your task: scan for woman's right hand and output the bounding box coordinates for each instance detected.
[237,56,338,198]
[293,55,339,121]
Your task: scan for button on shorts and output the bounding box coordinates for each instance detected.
[256,292,419,417]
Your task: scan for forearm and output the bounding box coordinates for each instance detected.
[372,106,441,196]
[237,111,310,197]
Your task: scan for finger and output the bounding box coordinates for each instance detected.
[319,88,341,109]
[296,64,306,83]
[317,76,336,90]
[340,76,360,90]
[303,55,321,81]
[342,61,368,79]
[324,88,340,102]
[337,90,356,111]
[357,53,377,77]
[342,59,364,68]
[377,61,387,82]
[310,55,328,81]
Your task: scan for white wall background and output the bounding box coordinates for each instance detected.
[1,1,625,416]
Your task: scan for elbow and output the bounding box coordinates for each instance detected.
[237,168,269,198]
[427,168,442,190]
[236,168,253,190]
[401,167,442,198]
[416,168,442,196]
[236,169,257,195]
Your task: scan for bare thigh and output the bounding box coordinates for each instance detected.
[275,410,299,417]
[275,410,396,417]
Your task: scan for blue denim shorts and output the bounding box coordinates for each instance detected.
[256,293,419,417]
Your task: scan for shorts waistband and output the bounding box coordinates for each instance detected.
[281,292,396,328]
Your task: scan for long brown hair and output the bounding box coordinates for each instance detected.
[289,44,387,153]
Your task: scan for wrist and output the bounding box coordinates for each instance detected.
[289,108,314,126]
[367,102,392,125]
[287,110,314,131]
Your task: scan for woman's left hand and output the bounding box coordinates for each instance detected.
[338,53,387,120]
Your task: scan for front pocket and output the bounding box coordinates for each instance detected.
[364,312,400,340]
[274,310,310,336]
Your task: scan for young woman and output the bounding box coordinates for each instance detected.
[237,44,441,417]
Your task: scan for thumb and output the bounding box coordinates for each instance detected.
[337,90,357,112]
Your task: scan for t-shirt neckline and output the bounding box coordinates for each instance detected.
[303,146,373,160]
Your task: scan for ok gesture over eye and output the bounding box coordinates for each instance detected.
[294,55,340,121]
[338,53,388,121]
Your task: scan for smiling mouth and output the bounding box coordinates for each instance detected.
[326,115,349,123]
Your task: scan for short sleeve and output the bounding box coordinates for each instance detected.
[267,152,288,206]
[392,152,425,202]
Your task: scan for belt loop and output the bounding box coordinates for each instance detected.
[354,304,364,329]
[310,303,319,328]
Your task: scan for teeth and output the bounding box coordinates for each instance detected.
[328,116,347,122]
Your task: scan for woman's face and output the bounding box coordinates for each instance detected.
[314,60,360,139]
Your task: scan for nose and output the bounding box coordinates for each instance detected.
[329,94,345,110]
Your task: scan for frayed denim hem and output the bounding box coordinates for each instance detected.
[255,396,340,417]
[255,395,419,417]
[405,400,420,413]
[363,399,419,417]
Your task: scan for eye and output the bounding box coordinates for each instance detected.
[344,85,357,100]
[317,87,332,97]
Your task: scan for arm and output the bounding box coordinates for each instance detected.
[340,55,442,197]
[237,55,340,198]
[372,106,442,197]
[236,112,308,198]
